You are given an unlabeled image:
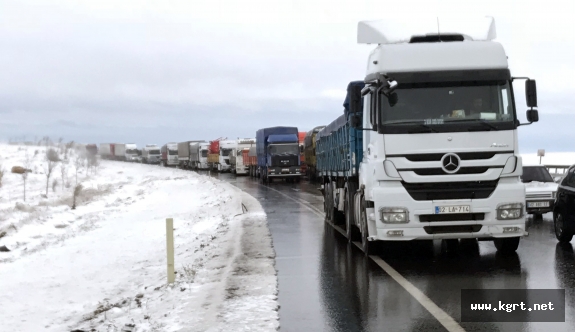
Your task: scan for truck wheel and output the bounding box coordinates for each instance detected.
[324,182,333,220]
[345,182,360,242]
[441,239,459,254]
[359,196,375,256]
[554,212,574,243]
[494,237,520,253]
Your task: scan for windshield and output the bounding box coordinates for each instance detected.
[269,144,299,155]
[221,148,232,157]
[380,81,515,133]
[201,150,208,157]
[522,167,554,183]
[168,149,178,155]
[149,150,160,155]
[126,149,138,154]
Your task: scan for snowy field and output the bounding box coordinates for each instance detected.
[0,143,279,332]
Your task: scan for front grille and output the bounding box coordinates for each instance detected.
[423,225,483,234]
[402,180,498,201]
[419,213,485,222]
[412,167,491,176]
[395,152,505,162]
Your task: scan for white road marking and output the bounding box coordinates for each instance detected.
[370,256,466,332]
[251,182,466,331]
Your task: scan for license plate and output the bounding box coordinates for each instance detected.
[435,205,470,214]
[528,201,549,208]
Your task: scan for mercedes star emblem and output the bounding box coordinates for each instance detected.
[441,153,461,174]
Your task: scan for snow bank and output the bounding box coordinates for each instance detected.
[521,152,575,166]
[0,143,279,332]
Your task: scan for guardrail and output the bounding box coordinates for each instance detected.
[545,165,570,177]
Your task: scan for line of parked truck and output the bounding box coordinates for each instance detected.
[87,17,574,254]
[94,126,313,183]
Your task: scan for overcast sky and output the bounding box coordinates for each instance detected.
[1,0,574,153]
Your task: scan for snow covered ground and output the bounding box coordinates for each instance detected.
[521,152,575,167]
[0,143,279,332]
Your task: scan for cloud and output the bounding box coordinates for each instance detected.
[1,0,574,152]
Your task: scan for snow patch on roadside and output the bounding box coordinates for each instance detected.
[0,144,279,332]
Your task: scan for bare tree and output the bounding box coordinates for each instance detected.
[21,151,31,201]
[0,163,5,188]
[60,158,68,191]
[44,148,60,196]
[74,150,86,186]
[72,184,83,210]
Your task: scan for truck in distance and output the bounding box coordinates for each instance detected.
[116,143,139,162]
[246,146,258,177]
[160,142,179,167]
[318,17,539,255]
[256,126,302,183]
[231,138,256,175]
[208,138,225,171]
[99,143,115,160]
[303,126,325,181]
[298,132,307,178]
[141,144,161,164]
[217,140,238,173]
[177,140,205,169]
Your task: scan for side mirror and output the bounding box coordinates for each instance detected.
[349,84,364,114]
[526,79,537,108]
[526,109,539,123]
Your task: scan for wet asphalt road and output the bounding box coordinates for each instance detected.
[207,171,575,332]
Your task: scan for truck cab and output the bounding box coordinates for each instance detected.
[218,140,237,172]
[142,144,161,164]
[198,143,210,169]
[124,143,139,162]
[232,138,256,175]
[161,142,179,167]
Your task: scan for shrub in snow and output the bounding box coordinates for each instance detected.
[0,164,4,187]
[44,148,60,196]
[72,184,83,210]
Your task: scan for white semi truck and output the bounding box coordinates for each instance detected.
[318,17,539,255]
[217,140,238,172]
[230,138,256,175]
[142,144,161,164]
[116,143,139,162]
[161,142,179,167]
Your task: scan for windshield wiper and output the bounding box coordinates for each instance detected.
[448,118,499,131]
[386,120,439,133]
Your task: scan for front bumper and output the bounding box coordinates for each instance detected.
[268,166,301,178]
[525,199,554,214]
[369,178,528,241]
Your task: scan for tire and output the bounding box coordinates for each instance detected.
[345,182,360,242]
[554,212,574,243]
[359,195,375,256]
[441,239,459,254]
[324,182,333,220]
[493,237,521,253]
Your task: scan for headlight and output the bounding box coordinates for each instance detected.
[496,203,524,220]
[380,207,409,223]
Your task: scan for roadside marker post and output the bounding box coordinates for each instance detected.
[166,218,175,284]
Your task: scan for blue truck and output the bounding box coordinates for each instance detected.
[256,126,302,183]
[316,81,365,240]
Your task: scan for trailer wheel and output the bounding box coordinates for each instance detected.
[324,182,333,221]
